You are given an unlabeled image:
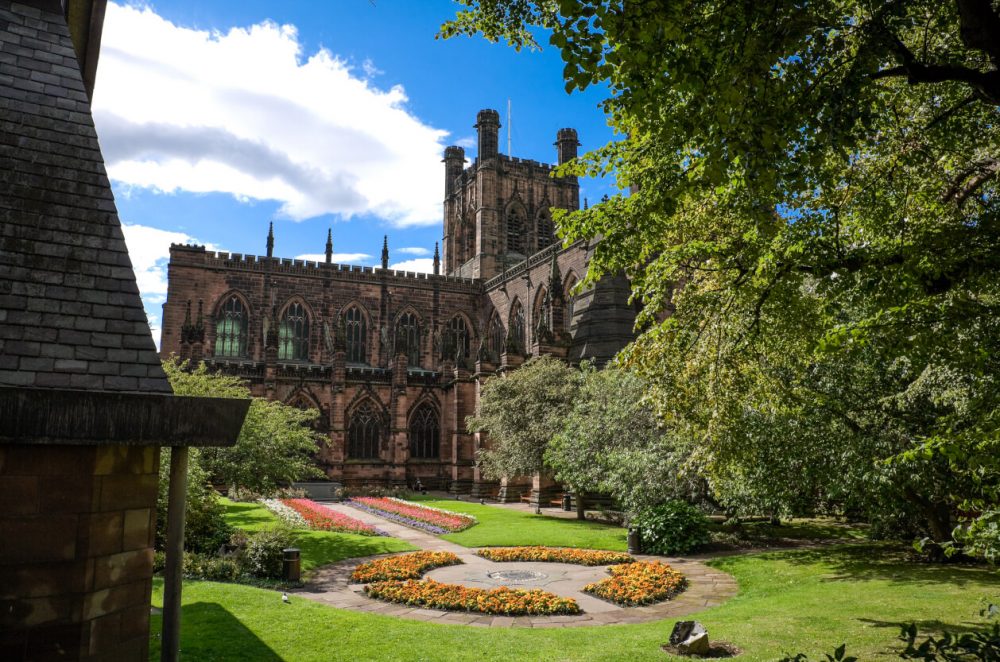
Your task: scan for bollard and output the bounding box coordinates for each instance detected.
[283,547,301,582]
[562,493,572,511]
[627,528,641,555]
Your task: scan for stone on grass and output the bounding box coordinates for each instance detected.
[670,620,710,656]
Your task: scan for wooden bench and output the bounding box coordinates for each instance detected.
[519,493,532,504]
[550,493,568,508]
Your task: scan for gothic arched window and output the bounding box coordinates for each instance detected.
[345,305,366,364]
[487,313,505,361]
[564,275,578,332]
[409,403,440,459]
[447,316,470,359]
[510,302,525,353]
[537,210,554,251]
[396,311,421,366]
[506,207,524,254]
[278,302,309,361]
[348,401,381,459]
[214,295,247,358]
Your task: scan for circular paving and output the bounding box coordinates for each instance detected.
[487,569,548,582]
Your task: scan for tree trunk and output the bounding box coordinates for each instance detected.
[575,490,585,520]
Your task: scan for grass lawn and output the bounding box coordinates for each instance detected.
[407,496,629,550]
[150,543,1000,661]
[221,499,415,572]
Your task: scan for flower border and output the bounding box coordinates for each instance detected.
[277,498,388,536]
[364,579,581,616]
[476,546,634,566]
[347,497,477,534]
[351,551,461,583]
[583,560,687,606]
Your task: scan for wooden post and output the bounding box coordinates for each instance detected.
[161,446,189,662]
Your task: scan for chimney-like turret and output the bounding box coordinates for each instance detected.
[555,128,579,165]
[443,145,465,196]
[475,109,501,161]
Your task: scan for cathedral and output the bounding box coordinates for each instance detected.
[160,109,636,502]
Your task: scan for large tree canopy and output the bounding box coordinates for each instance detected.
[443,1,1000,545]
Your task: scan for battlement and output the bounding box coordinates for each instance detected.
[168,243,482,290]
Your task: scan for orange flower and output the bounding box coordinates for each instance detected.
[476,546,633,566]
[583,560,687,606]
[351,551,461,583]
[364,579,581,615]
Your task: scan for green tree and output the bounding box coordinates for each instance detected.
[546,367,697,518]
[163,358,324,495]
[468,355,581,510]
[441,1,1000,550]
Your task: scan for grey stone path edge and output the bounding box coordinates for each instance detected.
[290,502,739,628]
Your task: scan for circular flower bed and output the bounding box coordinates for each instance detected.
[351,551,461,583]
[476,546,634,566]
[364,579,581,615]
[583,560,687,606]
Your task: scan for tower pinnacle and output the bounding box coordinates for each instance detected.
[266,221,274,258]
[325,228,333,264]
[381,235,389,269]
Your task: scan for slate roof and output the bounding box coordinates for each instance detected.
[0,0,172,393]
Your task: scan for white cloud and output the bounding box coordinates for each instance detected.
[361,58,382,78]
[93,3,448,227]
[397,246,430,256]
[295,252,372,264]
[389,258,435,273]
[120,222,221,349]
[455,136,476,149]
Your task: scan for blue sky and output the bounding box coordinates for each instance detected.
[93,1,619,346]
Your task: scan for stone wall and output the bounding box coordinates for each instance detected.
[0,444,159,660]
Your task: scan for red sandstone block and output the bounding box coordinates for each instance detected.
[94,446,157,476]
[78,511,123,558]
[116,603,150,643]
[121,508,152,551]
[81,581,147,621]
[85,611,120,656]
[96,474,157,512]
[0,445,96,476]
[0,475,38,515]
[0,594,80,628]
[38,473,97,513]
[0,516,77,563]
[0,561,88,599]
[91,549,153,589]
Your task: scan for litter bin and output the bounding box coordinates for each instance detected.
[562,493,572,511]
[627,528,641,555]
[283,547,301,582]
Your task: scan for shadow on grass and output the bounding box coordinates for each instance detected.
[295,531,411,570]
[762,544,1000,587]
[149,601,282,661]
[223,500,277,531]
[859,617,989,636]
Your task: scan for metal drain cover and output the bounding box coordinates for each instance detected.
[487,570,547,582]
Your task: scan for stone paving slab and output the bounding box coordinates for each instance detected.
[291,503,739,628]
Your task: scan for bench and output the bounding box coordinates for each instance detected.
[519,493,532,504]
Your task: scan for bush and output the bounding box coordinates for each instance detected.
[156,451,231,555]
[632,500,710,555]
[182,553,240,582]
[238,526,294,579]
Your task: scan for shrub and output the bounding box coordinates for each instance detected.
[632,500,710,555]
[237,526,294,579]
[156,451,231,555]
[181,553,240,582]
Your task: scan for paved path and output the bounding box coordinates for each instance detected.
[291,502,738,628]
